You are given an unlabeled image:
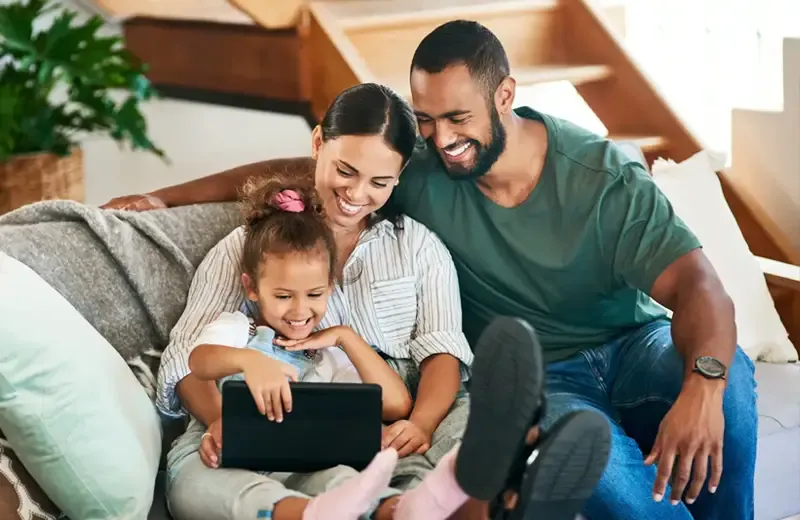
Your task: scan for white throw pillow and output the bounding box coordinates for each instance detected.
[650,151,797,363]
[0,252,162,519]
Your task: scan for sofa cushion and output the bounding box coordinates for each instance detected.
[651,151,797,363]
[0,253,162,519]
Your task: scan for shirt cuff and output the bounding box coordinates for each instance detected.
[408,331,474,381]
[155,349,194,418]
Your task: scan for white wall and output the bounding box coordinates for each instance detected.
[730,38,800,252]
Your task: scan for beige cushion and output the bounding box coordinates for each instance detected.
[650,151,797,363]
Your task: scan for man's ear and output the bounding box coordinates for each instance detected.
[310,125,323,160]
[241,273,259,301]
[495,76,516,115]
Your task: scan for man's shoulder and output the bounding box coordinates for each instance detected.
[543,111,648,183]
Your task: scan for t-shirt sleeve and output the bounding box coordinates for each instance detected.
[192,311,251,349]
[603,163,702,293]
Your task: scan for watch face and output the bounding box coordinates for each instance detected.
[696,356,726,377]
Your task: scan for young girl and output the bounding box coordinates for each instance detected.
[187,179,413,519]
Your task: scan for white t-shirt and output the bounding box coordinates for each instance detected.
[193,311,361,384]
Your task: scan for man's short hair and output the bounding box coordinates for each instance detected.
[410,20,510,98]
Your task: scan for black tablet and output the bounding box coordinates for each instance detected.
[220,379,383,473]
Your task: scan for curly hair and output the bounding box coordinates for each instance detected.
[239,174,337,283]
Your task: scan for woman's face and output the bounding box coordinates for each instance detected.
[311,128,405,231]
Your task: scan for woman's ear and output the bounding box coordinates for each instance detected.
[241,273,259,301]
[310,125,323,160]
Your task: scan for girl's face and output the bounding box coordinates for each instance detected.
[311,128,405,231]
[242,250,332,340]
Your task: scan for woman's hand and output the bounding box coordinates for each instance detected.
[382,419,432,457]
[242,351,299,422]
[274,326,350,351]
[199,419,223,468]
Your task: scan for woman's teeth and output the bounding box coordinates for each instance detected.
[336,194,364,216]
[444,142,470,157]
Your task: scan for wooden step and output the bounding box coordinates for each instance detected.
[387,64,613,100]
[93,0,254,23]
[330,0,558,30]
[607,134,667,153]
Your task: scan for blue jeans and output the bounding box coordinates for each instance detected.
[542,319,757,520]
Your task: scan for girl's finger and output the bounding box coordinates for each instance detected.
[281,382,293,413]
[271,388,285,423]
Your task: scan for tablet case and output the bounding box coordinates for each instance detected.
[220,380,383,473]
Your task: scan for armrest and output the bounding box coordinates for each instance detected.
[756,256,800,292]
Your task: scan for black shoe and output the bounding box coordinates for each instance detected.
[496,409,612,520]
[454,316,545,500]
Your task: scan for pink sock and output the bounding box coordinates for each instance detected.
[302,448,398,520]
[393,448,469,520]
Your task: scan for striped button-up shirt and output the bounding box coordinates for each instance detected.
[155,215,474,416]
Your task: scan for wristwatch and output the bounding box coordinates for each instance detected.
[693,356,727,380]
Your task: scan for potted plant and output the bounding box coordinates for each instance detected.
[0,0,164,214]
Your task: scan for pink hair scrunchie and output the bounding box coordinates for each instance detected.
[273,189,305,212]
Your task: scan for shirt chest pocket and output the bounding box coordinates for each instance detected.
[370,276,417,350]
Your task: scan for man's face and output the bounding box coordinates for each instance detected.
[411,64,506,179]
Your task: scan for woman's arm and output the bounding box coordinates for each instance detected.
[338,327,413,421]
[156,229,247,420]
[403,226,475,438]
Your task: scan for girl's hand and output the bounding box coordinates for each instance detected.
[199,418,222,468]
[274,326,351,352]
[242,351,299,422]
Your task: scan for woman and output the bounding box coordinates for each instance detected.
[156,83,475,519]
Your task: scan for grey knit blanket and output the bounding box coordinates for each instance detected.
[0,200,242,399]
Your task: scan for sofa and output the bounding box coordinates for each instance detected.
[0,150,798,520]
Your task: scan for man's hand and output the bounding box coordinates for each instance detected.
[199,418,222,469]
[645,376,725,505]
[100,193,167,211]
[382,419,432,458]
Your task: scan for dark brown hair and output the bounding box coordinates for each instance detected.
[320,82,417,229]
[240,175,337,283]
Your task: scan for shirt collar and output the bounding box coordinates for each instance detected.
[359,216,397,244]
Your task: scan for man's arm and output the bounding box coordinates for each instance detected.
[605,163,735,505]
[649,249,736,379]
[101,157,315,210]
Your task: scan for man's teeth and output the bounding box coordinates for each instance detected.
[337,195,363,215]
[445,142,470,157]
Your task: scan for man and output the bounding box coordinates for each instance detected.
[105,20,758,520]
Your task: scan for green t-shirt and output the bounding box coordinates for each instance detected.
[391,106,702,363]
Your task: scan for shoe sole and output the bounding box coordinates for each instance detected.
[510,409,611,520]
[455,316,544,500]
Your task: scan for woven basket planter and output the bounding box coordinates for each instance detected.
[0,149,84,215]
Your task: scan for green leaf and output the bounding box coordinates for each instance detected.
[0,0,165,161]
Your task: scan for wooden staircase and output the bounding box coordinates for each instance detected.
[291,0,798,266]
[302,0,679,164]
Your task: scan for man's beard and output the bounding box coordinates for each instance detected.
[428,107,507,180]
